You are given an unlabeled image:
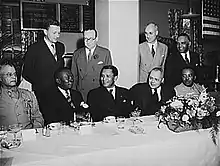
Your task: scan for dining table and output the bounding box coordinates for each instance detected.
[1,116,220,166]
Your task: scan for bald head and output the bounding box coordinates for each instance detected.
[144,23,158,44]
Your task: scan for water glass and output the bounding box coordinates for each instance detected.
[0,126,7,150]
[8,124,23,142]
[116,116,126,130]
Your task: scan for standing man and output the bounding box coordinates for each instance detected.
[164,33,200,88]
[0,60,44,128]
[130,67,175,116]
[71,29,112,101]
[87,65,132,122]
[138,22,168,83]
[22,19,65,124]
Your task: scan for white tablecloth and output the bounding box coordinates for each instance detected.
[1,116,220,166]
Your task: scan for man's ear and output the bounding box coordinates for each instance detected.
[114,76,118,82]
[194,75,196,81]
[55,78,61,85]
[188,41,191,47]
[156,30,159,36]
[161,78,164,84]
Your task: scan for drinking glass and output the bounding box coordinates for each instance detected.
[0,126,7,151]
[116,116,126,130]
[8,124,23,142]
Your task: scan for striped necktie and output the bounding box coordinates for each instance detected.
[184,53,190,64]
[152,45,155,57]
[88,49,92,62]
[51,44,57,61]
[65,90,75,108]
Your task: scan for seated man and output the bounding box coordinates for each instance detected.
[0,60,44,128]
[46,68,89,124]
[175,67,205,97]
[87,65,132,122]
[130,67,175,116]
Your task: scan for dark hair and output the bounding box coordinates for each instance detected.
[84,29,98,38]
[177,33,191,41]
[54,67,71,80]
[43,19,60,30]
[100,65,118,77]
[181,66,195,76]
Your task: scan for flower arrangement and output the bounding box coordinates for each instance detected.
[93,54,99,59]
[156,90,220,145]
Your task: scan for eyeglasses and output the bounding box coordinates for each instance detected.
[84,37,96,41]
[3,72,17,78]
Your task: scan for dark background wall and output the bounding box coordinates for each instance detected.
[139,0,220,61]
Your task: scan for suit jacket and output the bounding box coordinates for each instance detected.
[44,87,84,124]
[87,86,132,122]
[22,40,65,124]
[138,41,168,83]
[23,40,65,91]
[164,51,199,88]
[71,45,112,101]
[129,83,175,116]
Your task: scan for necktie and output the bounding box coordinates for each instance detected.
[51,44,57,61]
[151,45,155,57]
[152,89,158,102]
[184,53,190,64]
[65,90,75,108]
[88,49,92,62]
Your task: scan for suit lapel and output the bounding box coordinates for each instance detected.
[77,49,88,78]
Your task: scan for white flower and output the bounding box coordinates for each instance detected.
[160,106,166,113]
[170,100,183,109]
[216,111,220,117]
[182,114,190,122]
[186,109,196,117]
[80,102,89,108]
[198,90,208,103]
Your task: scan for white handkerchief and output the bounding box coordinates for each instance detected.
[97,61,104,65]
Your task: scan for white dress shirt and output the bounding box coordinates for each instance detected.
[181,51,190,63]
[147,41,158,54]
[151,86,162,101]
[85,46,96,61]
[58,87,70,98]
[44,37,56,55]
[107,86,116,99]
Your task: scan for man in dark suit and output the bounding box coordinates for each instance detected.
[130,67,175,116]
[71,29,112,101]
[22,19,65,124]
[164,33,200,88]
[46,68,88,124]
[87,65,132,122]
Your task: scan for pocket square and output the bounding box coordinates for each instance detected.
[97,61,104,65]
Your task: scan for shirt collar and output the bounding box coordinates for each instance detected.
[58,87,69,98]
[152,86,161,94]
[44,37,54,48]
[147,41,158,49]
[107,86,116,92]
[86,46,96,55]
[180,51,190,58]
